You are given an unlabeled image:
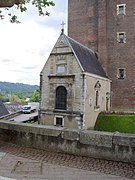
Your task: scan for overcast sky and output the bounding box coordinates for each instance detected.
[0,0,68,85]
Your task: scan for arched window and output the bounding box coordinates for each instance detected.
[94,81,101,109]
[55,86,67,110]
[95,90,99,107]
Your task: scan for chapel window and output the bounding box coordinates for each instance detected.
[54,116,64,127]
[95,90,99,107]
[94,81,101,109]
[117,4,126,15]
[106,92,110,112]
[55,86,67,110]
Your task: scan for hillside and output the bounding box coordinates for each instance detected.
[0,81,39,93]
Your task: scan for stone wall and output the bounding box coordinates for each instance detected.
[0,111,22,121]
[84,74,111,129]
[0,121,135,163]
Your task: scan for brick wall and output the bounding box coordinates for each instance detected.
[68,0,135,112]
[106,0,135,111]
[68,0,98,51]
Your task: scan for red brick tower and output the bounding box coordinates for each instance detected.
[68,0,135,112]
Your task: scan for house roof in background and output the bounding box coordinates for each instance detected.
[0,101,9,117]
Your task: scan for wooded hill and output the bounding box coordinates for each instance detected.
[0,81,38,93]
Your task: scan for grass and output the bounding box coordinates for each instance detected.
[94,113,135,134]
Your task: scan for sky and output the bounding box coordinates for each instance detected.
[0,0,68,85]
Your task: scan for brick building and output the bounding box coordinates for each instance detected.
[68,0,135,112]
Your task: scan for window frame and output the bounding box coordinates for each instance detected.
[94,81,101,110]
[117,32,126,43]
[117,68,126,79]
[55,86,67,110]
[95,90,99,108]
[56,64,66,74]
[117,4,126,15]
[54,115,64,127]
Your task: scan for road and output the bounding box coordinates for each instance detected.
[8,111,38,123]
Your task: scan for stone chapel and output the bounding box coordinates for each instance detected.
[39,30,111,129]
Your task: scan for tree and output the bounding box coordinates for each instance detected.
[0,92,9,102]
[0,0,55,23]
[0,0,20,7]
[9,93,22,103]
[30,88,40,102]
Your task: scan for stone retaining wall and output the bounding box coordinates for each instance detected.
[0,121,135,163]
[0,111,22,121]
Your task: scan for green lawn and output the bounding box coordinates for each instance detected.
[94,113,135,134]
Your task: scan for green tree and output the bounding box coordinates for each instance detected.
[0,93,9,102]
[30,88,40,102]
[9,93,21,103]
[0,0,55,23]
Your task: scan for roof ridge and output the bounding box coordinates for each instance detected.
[65,35,95,55]
[64,34,107,78]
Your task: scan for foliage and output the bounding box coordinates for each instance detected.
[0,82,39,104]
[94,113,135,134]
[0,0,55,23]
[0,92,9,102]
[0,81,38,93]
[30,88,40,102]
[9,93,22,103]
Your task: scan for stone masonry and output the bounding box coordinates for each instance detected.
[0,121,135,164]
[0,140,134,179]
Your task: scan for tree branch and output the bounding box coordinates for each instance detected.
[0,0,20,7]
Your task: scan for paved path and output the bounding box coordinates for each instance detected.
[8,112,38,123]
[0,141,134,180]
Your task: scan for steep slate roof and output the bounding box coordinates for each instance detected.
[66,35,107,78]
[0,101,9,117]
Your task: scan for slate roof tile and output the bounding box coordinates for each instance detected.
[66,35,107,78]
[0,101,9,117]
